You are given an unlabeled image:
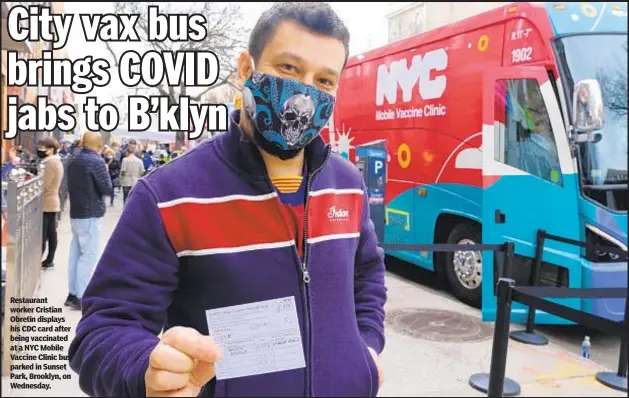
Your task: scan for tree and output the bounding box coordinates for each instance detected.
[597,42,628,120]
[105,2,248,148]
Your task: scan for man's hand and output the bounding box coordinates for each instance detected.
[367,347,384,389]
[145,326,223,397]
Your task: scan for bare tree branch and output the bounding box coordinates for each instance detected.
[107,1,247,148]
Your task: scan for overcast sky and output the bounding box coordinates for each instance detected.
[63,2,390,107]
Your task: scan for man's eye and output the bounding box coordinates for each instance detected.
[318,78,334,87]
[279,64,296,72]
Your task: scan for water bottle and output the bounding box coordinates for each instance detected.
[581,336,591,359]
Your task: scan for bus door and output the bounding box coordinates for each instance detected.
[481,66,581,324]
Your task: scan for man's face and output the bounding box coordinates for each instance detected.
[129,143,137,152]
[238,20,346,97]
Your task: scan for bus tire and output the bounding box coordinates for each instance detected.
[444,223,482,307]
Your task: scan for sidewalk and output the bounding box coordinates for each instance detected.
[2,193,124,397]
[1,192,625,397]
[378,272,625,397]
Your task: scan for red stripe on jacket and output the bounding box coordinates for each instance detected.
[158,190,363,254]
[159,198,292,253]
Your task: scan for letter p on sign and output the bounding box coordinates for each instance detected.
[375,160,383,175]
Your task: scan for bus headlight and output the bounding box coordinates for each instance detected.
[585,224,627,263]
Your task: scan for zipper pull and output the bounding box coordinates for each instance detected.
[302,269,311,284]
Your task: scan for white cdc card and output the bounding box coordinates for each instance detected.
[205,296,306,380]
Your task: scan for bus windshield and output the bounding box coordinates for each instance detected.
[555,34,628,187]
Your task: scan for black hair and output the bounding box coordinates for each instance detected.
[248,2,350,67]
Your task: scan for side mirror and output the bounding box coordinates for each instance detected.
[572,79,605,134]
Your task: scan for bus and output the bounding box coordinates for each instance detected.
[326,2,627,324]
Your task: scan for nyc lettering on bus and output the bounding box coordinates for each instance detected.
[374,48,448,121]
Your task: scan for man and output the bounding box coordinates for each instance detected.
[119,147,145,204]
[59,138,73,157]
[65,131,112,310]
[122,139,143,160]
[69,3,386,397]
[38,137,64,269]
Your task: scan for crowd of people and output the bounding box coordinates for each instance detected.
[1,133,178,311]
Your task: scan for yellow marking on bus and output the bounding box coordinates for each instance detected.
[385,208,410,231]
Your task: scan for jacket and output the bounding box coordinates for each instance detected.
[68,110,387,397]
[120,155,145,187]
[41,155,64,213]
[67,148,113,219]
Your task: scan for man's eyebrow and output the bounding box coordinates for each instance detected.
[276,51,340,78]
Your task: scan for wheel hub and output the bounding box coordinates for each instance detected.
[453,238,482,290]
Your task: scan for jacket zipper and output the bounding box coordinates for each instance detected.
[261,145,331,397]
[301,146,331,397]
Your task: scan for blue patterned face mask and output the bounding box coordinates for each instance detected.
[242,70,335,160]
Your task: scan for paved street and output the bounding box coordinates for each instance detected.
[1,191,625,397]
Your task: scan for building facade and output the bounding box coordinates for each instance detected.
[387,2,510,43]
[1,1,76,163]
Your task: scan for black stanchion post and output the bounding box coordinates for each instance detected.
[595,294,628,392]
[469,278,521,397]
[510,230,549,346]
[504,242,515,278]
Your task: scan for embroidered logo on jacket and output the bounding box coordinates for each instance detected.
[328,206,350,222]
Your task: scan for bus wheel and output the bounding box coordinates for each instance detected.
[444,223,482,307]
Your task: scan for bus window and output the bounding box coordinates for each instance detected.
[497,79,563,186]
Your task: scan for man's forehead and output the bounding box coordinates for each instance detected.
[260,20,345,75]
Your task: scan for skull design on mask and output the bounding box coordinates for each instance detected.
[279,94,315,146]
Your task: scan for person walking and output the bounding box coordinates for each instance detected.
[65,131,112,310]
[103,149,120,206]
[141,149,154,172]
[119,147,145,204]
[69,4,386,398]
[1,147,18,180]
[38,137,64,269]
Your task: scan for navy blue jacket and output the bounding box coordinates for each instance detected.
[67,148,113,219]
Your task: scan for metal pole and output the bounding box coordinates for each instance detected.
[469,277,521,397]
[488,278,516,397]
[504,242,515,278]
[618,296,628,378]
[510,231,549,346]
[595,289,628,392]
[526,231,545,332]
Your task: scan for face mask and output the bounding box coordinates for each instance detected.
[242,68,335,160]
[37,150,48,159]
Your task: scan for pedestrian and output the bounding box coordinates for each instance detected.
[121,138,142,160]
[37,137,64,269]
[1,147,18,180]
[71,139,83,156]
[119,147,145,204]
[68,3,386,398]
[111,141,123,163]
[103,149,120,206]
[65,131,112,310]
[59,139,72,157]
[141,149,154,171]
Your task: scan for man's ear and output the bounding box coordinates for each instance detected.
[237,51,254,88]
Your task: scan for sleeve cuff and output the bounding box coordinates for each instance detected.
[360,327,385,355]
[124,340,155,397]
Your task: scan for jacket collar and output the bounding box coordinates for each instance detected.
[81,148,98,156]
[41,154,60,164]
[217,110,331,179]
